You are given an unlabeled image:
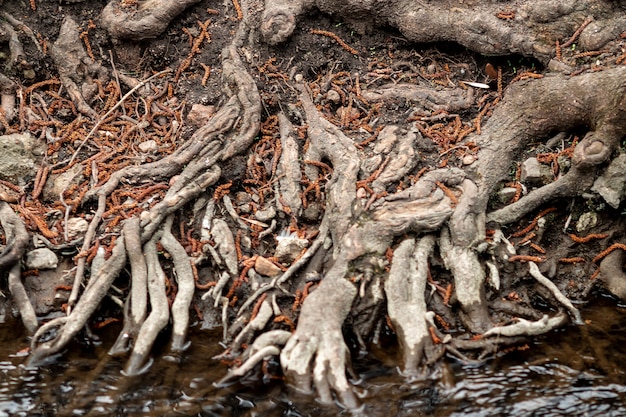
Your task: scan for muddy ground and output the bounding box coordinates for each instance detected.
[0,0,625,407]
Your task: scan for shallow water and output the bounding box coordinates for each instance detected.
[2,301,626,417]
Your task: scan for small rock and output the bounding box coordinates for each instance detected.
[235,191,252,206]
[254,206,276,222]
[235,191,252,214]
[302,201,322,222]
[25,248,58,270]
[462,154,477,165]
[138,139,158,153]
[326,89,341,104]
[254,256,282,277]
[336,106,360,120]
[520,157,552,184]
[0,132,46,184]
[43,163,84,202]
[591,153,626,209]
[275,235,308,263]
[497,187,519,204]
[66,217,89,240]
[187,103,215,127]
[24,258,74,315]
[576,211,598,233]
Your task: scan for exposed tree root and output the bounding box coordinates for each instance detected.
[124,229,169,376]
[483,313,568,338]
[5,0,626,411]
[28,17,262,369]
[528,261,582,324]
[262,0,626,62]
[51,17,108,119]
[0,202,37,334]
[384,235,436,375]
[101,0,202,40]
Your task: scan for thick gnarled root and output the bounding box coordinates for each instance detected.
[0,202,37,334]
[384,235,436,375]
[262,0,626,62]
[101,0,201,40]
[280,260,360,408]
[123,231,170,376]
[51,17,109,119]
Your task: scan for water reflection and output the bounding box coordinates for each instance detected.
[0,302,625,416]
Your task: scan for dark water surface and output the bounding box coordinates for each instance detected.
[2,302,626,416]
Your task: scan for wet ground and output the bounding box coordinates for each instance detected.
[2,296,626,417]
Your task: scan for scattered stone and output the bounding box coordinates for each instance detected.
[274,234,308,263]
[576,211,598,233]
[25,248,58,270]
[591,153,626,209]
[497,187,519,204]
[336,106,360,120]
[254,256,282,277]
[0,132,46,184]
[326,89,341,104]
[138,139,158,153]
[520,157,552,184]
[43,163,84,201]
[23,258,74,315]
[254,206,276,222]
[66,217,89,240]
[462,154,477,165]
[235,191,252,214]
[302,201,322,222]
[187,103,215,127]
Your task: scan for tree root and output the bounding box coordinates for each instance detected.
[51,17,108,119]
[361,83,475,113]
[0,202,37,334]
[124,230,169,375]
[101,0,202,40]
[28,19,262,368]
[281,257,360,408]
[528,261,583,325]
[160,215,195,352]
[109,218,147,356]
[12,0,626,410]
[261,0,626,62]
[276,112,303,216]
[384,235,436,375]
[483,313,569,338]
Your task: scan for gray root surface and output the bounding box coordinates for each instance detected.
[280,257,359,408]
[101,0,202,40]
[124,232,170,376]
[110,218,148,356]
[17,0,626,410]
[384,235,436,375]
[28,21,262,367]
[51,17,108,119]
[160,215,195,352]
[262,0,626,62]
